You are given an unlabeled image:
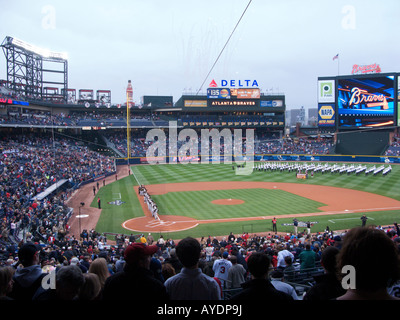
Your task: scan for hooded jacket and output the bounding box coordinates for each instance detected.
[10,264,45,300]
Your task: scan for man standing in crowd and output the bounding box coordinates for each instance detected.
[299,243,317,271]
[227,255,247,289]
[213,251,232,289]
[164,237,221,300]
[230,252,293,301]
[102,243,168,300]
[9,242,45,300]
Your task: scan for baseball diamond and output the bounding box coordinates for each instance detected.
[67,162,400,239]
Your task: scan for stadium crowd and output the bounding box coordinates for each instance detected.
[0,133,115,266]
[1,222,399,301]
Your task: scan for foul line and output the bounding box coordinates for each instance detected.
[131,166,142,186]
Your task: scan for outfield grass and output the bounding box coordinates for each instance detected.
[151,189,325,219]
[93,162,400,238]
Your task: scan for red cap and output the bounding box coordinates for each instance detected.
[124,243,158,265]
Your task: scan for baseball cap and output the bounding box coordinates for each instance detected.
[223,251,229,258]
[333,235,342,241]
[124,243,158,265]
[70,257,79,265]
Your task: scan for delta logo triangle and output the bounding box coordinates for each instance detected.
[209,79,218,87]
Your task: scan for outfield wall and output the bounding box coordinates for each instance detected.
[116,154,400,165]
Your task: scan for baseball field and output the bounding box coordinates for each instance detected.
[90,162,400,239]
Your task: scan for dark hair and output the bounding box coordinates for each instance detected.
[284,255,293,265]
[176,237,201,268]
[337,226,400,291]
[320,246,340,274]
[247,252,271,278]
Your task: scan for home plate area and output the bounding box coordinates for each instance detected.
[122,215,199,233]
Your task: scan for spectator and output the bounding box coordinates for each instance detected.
[299,243,317,271]
[276,244,294,269]
[114,253,125,273]
[303,246,346,300]
[336,227,400,300]
[161,263,176,281]
[213,251,232,288]
[269,270,299,300]
[164,237,221,300]
[227,255,246,289]
[0,266,15,300]
[34,265,85,300]
[70,256,88,273]
[88,257,110,290]
[333,235,342,249]
[164,248,183,274]
[102,243,167,300]
[283,255,296,282]
[79,273,102,301]
[9,242,45,300]
[230,252,293,301]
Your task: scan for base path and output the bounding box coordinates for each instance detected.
[122,181,400,233]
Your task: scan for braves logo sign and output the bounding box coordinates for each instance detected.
[349,87,388,110]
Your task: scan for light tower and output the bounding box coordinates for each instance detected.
[126,80,133,163]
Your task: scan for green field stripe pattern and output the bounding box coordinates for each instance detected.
[92,163,400,237]
[92,174,146,234]
[132,163,400,201]
[151,189,325,220]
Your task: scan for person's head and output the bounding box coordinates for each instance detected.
[284,255,292,266]
[123,243,158,270]
[89,257,110,287]
[18,242,41,267]
[161,263,176,281]
[247,252,271,279]
[230,255,237,265]
[70,257,80,266]
[320,246,340,274]
[337,226,400,292]
[55,265,85,300]
[305,243,311,250]
[79,273,101,301]
[175,237,201,268]
[0,266,15,296]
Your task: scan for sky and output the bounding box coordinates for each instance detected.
[1,0,399,109]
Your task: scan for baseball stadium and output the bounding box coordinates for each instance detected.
[1,32,400,304]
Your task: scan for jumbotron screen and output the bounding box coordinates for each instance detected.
[337,75,395,128]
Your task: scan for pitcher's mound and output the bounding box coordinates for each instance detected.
[211,199,245,205]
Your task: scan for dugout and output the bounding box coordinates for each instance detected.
[335,130,390,155]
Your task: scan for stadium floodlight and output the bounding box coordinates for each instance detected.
[9,36,68,60]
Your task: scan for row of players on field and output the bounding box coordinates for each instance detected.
[138,185,159,221]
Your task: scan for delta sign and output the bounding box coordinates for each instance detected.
[209,79,259,88]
